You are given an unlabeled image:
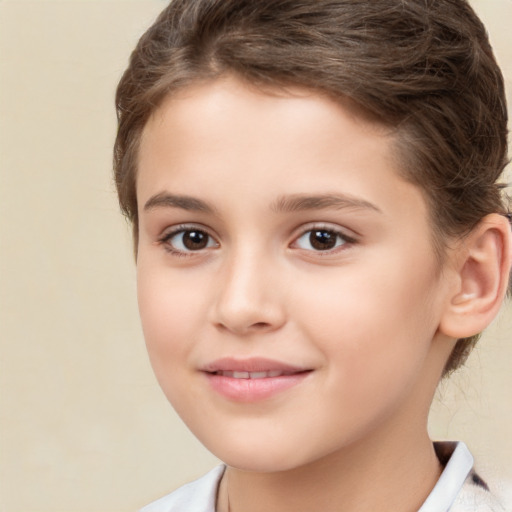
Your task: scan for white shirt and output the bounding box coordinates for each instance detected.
[140,442,508,512]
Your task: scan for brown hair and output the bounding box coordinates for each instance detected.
[114,0,510,375]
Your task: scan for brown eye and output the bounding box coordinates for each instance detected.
[182,230,209,250]
[165,228,218,253]
[294,228,353,252]
[309,230,337,250]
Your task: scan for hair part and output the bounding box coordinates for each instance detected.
[114,0,511,375]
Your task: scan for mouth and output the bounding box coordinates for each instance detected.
[201,358,313,402]
[209,370,300,379]
[202,356,309,374]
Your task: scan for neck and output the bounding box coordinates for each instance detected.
[218,422,442,512]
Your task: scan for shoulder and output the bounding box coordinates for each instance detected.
[139,465,226,512]
[451,470,512,512]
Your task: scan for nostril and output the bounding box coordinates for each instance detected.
[252,322,271,329]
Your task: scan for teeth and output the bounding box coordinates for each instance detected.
[217,370,285,379]
[232,371,249,379]
[249,372,268,379]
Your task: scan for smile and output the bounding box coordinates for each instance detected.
[212,370,293,379]
[202,358,312,402]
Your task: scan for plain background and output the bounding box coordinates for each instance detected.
[0,1,511,511]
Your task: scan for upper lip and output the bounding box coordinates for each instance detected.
[201,357,310,374]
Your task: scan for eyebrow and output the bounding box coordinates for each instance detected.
[143,192,381,216]
[144,193,216,214]
[271,193,382,214]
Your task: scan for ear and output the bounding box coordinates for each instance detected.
[439,213,512,339]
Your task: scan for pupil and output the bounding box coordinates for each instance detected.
[183,231,207,250]
[310,230,336,250]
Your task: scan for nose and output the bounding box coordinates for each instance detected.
[209,248,287,336]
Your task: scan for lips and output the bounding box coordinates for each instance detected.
[202,357,307,373]
[201,357,312,402]
[213,370,288,379]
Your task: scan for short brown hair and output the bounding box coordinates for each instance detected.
[114,0,510,375]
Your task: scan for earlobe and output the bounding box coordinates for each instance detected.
[439,213,512,339]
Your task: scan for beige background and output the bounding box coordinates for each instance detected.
[0,1,511,511]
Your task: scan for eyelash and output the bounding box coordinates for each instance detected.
[157,224,357,257]
[158,225,219,257]
[292,225,357,254]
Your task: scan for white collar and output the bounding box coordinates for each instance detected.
[139,465,225,512]
[418,441,474,512]
[140,442,475,512]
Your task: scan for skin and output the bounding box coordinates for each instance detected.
[135,76,487,511]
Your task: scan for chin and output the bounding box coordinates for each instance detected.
[198,431,329,473]
[218,449,303,473]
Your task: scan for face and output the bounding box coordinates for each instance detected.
[136,77,452,472]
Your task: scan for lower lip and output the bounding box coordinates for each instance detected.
[204,372,311,402]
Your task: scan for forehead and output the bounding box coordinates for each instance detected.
[138,77,395,190]
[138,77,431,230]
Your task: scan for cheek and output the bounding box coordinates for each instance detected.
[136,265,206,387]
[292,253,440,399]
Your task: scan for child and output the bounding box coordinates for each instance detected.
[114,1,512,510]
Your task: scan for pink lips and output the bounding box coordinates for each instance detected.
[201,357,312,402]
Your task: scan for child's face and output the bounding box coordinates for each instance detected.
[136,77,454,472]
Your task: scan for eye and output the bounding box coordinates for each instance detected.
[293,228,354,252]
[161,227,218,254]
